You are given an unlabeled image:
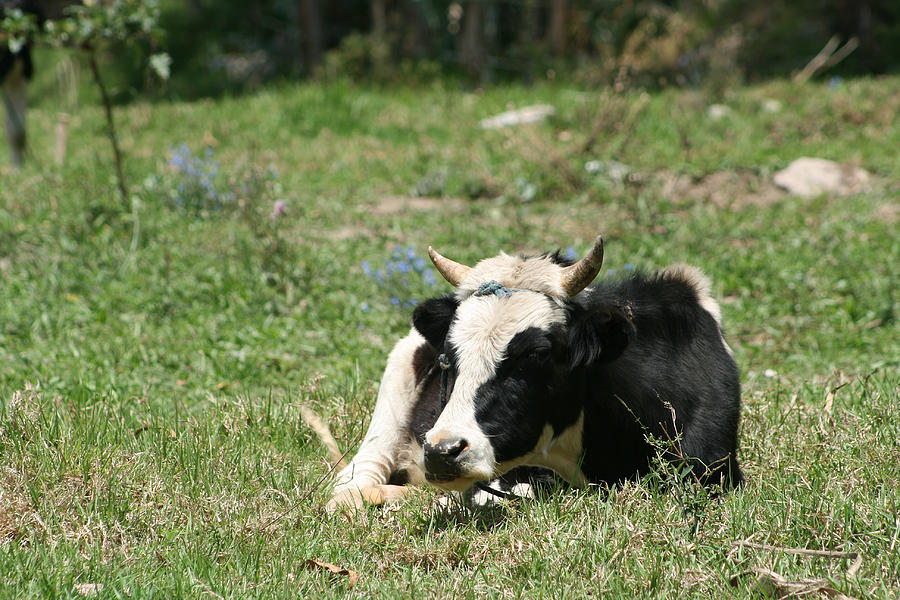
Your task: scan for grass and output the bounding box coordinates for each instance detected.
[1,63,898,598]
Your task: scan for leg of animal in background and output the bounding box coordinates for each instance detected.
[2,57,28,169]
[55,113,69,166]
[327,329,429,511]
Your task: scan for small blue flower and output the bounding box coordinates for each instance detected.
[390,297,401,306]
[624,263,635,271]
[361,302,371,312]
[563,246,578,261]
[361,261,372,277]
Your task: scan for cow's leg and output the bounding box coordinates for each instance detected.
[2,57,28,169]
[327,329,432,511]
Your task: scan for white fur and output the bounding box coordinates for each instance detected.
[496,413,587,487]
[455,253,570,303]
[331,329,427,505]
[661,264,734,357]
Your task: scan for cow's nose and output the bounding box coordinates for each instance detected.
[423,436,469,478]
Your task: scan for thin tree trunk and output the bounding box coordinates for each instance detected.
[459,0,485,78]
[549,0,567,57]
[406,0,428,58]
[87,51,128,209]
[299,0,323,71]
[372,0,387,37]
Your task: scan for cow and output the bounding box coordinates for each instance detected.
[327,236,743,510]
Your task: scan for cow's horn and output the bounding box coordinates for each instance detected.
[428,246,471,287]
[560,235,604,297]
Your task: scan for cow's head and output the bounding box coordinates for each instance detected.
[412,236,633,491]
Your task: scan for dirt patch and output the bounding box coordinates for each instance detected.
[660,169,785,209]
[367,195,467,216]
[872,202,900,224]
[321,225,375,241]
[318,195,470,241]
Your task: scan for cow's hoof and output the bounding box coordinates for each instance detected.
[326,484,411,513]
[326,487,365,512]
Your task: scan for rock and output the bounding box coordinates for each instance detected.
[584,160,601,174]
[707,104,732,120]
[479,104,556,129]
[604,160,631,182]
[773,158,870,197]
[584,160,630,182]
[760,98,782,114]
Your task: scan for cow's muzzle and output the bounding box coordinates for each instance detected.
[423,436,469,481]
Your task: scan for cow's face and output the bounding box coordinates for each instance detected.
[411,241,631,491]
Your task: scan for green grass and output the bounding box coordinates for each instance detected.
[1,69,898,598]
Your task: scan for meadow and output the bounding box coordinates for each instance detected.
[1,69,898,598]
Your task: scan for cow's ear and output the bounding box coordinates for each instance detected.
[567,304,634,369]
[412,294,459,349]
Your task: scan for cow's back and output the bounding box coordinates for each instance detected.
[574,268,743,486]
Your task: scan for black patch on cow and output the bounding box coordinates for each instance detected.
[571,271,743,487]
[566,303,635,369]
[388,469,410,485]
[408,344,457,445]
[411,343,436,387]
[412,294,459,349]
[472,325,581,463]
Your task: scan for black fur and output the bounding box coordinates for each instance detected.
[571,272,743,486]
[566,303,634,369]
[473,325,567,462]
[412,294,459,350]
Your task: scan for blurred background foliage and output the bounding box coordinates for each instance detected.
[6,0,900,99]
[147,0,900,98]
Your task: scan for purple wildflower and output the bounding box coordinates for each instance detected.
[270,200,286,220]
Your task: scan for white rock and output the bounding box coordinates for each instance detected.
[773,158,870,197]
[604,160,630,182]
[479,104,556,129]
[761,98,782,114]
[707,104,732,120]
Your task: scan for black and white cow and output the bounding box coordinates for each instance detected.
[328,236,743,510]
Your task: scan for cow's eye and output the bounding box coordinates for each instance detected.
[518,347,551,367]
